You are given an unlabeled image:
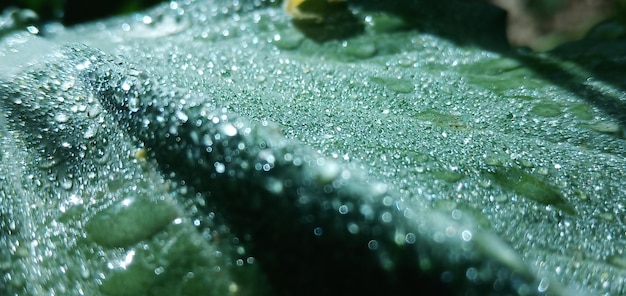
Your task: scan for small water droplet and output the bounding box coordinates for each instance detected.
[175,110,188,123]
[37,156,60,169]
[254,74,266,82]
[128,97,140,113]
[86,104,101,118]
[264,178,283,194]
[380,212,392,223]
[367,240,379,250]
[272,29,304,50]
[537,278,550,293]
[75,60,92,71]
[347,223,359,234]
[94,148,110,164]
[461,230,472,241]
[54,113,69,123]
[83,126,98,139]
[587,120,622,135]
[60,178,73,190]
[344,41,377,59]
[219,123,237,137]
[60,78,75,91]
[405,233,416,244]
[214,162,226,174]
[79,264,90,279]
[316,159,340,184]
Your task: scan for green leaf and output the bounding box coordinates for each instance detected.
[1,1,625,295]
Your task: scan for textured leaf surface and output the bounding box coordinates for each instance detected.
[1,1,625,295]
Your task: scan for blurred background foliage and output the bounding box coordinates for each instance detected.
[0,0,165,25]
[486,0,625,50]
[0,0,625,51]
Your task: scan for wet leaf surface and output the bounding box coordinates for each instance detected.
[1,0,625,295]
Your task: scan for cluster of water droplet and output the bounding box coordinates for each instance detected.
[2,0,625,295]
[72,29,567,293]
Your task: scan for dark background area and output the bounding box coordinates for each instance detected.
[1,0,165,25]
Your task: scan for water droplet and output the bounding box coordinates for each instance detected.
[344,41,377,59]
[75,60,92,71]
[367,240,379,250]
[461,230,472,241]
[473,231,530,277]
[316,158,340,184]
[60,178,73,190]
[465,267,478,281]
[586,120,622,136]
[83,125,98,139]
[54,113,69,123]
[219,123,237,137]
[359,204,374,219]
[229,283,239,294]
[380,212,392,223]
[202,134,213,147]
[364,12,407,33]
[79,264,90,279]
[128,97,140,113]
[264,177,283,194]
[272,29,304,50]
[11,96,22,105]
[537,277,550,293]
[214,162,226,174]
[153,266,165,275]
[60,78,75,91]
[254,74,266,82]
[94,148,110,164]
[37,155,60,169]
[347,223,359,234]
[121,81,131,91]
[175,110,189,123]
[405,233,416,244]
[490,166,576,215]
[86,104,101,117]
[370,76,414,93]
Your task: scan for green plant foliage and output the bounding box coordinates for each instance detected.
[0,0,166,24]
[1,0,625,295]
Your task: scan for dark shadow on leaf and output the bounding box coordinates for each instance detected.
[351,0,510,51]
[292,0,510,50]
[545,21,626,128]
[511,25,626,129]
